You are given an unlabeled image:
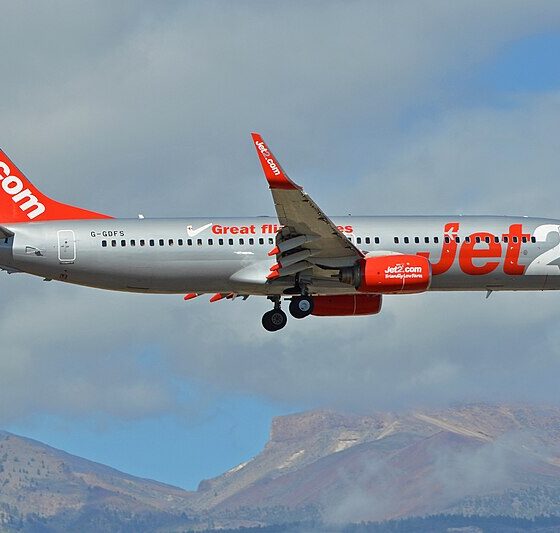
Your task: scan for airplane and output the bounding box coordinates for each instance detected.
[1,133,559,332]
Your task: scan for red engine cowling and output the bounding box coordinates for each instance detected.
[311,294,383,316]
[340,254,431,294]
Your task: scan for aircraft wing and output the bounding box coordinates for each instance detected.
[251,133,363,280]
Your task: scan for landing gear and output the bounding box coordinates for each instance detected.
[262,308,288,331]
[262,296,288,331]
[261,295,314,331]
[289,295,314,319]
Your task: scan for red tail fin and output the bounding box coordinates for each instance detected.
[0,149,112,223]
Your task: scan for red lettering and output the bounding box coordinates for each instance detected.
[336,225,354,234]
[261,224,282,234]
[418,222,459,275]
[230,226,239,234]
[502,224,529,275]
[459,232,500,275]
[212,224,223,234]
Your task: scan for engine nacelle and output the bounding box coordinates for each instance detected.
[340,254,431,294]
[311,294,383,316]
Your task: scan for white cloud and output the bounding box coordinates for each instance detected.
[1,1,560,423]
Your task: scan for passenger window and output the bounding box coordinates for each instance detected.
[531,236,536,243]
[424,237,429,244]
[356,237,362,244]
[208,239,213,245]
[475,236,481,243]
[485,236,490,243]
[444,236,450,244]
[130,240,136,247]
[219,238,224,245]
[169,239,174,246]
[268,238,274,245]
[228,238,234,245]
[121,240,126,247]
[374,237,380,244]
[239,238,244,245]
[414,237,420,244]
[197,239,202,246]
[513,236,518,243]
[394,237,399,244]
[159,239,164,246]
[249,238,254,245]
[178,239,184,246]
[187,239,192,246]
[455,237,460,243]
[149,239,155,247]
[404,237,409,244]
[503,236,509,243]
[522,236,527,243]
[259,238,264,245]
[112,240,117,247]
[465,236,471,243]
[102,240,107,247]
[365,237,371,244]
[494,236,500,243]
[140,240,145,246]
[434,236,439,244]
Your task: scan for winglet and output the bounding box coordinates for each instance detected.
[251,133,302,190]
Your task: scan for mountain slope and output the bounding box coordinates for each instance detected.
[2,403,560,530]
[191,404,560,523]
[0,430,195,530]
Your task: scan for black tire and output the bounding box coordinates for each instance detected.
[262,309,288,331]
[289,296,314,319]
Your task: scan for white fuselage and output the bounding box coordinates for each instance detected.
[1,215,560,295]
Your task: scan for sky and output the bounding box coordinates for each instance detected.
[2,0,560,490]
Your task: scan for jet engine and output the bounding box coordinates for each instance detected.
[339,254,431,294]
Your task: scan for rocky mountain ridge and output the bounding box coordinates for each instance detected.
[2,403,560,530]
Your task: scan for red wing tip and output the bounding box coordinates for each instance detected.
[268,246,279,256]
[267,271,280,280]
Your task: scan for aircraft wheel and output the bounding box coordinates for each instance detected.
[289,296,314,319]
[262,309,288,331]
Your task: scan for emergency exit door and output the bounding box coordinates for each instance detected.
[57,230,76,263]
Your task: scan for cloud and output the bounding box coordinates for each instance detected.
[2,1,560,424]
[322,430,544,524]
[3,1,560,216]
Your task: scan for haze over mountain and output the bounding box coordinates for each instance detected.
[2,403,560,531]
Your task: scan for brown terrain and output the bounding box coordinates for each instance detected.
[2,403,560,530]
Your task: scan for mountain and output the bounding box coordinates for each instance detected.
[2,403,560,531]
[0,430,196,531]
[190,404,560,524]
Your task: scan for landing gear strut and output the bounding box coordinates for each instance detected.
[289,295,314,319]
[262,297,288,332]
